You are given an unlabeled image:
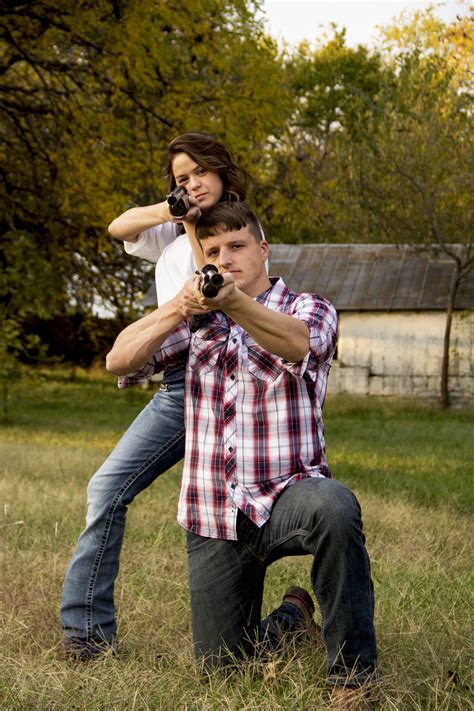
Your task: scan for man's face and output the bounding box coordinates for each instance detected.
[201,227,270,298]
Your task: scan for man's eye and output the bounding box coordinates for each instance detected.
[196,168,207,175]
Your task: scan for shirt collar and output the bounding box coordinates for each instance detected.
[255,276,287,306]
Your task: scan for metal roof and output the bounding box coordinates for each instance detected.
[269,244,473,311]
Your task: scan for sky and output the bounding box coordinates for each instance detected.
[259,1,467,47]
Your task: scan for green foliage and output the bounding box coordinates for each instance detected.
[255,31,392,243]
[326,17,474,406]
[0,0,290,299]
[290,30,388,136]
[0,230,64,419]
[311,6,474,258]
[335,50,473,251]
[0,0,292,403]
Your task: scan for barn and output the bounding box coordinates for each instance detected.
[270,244,473,404]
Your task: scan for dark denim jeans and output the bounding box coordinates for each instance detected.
[187,477,377,685]
[60,383,185,645]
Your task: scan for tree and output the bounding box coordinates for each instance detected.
[0,0,292,414]
[254,30,391,242]
[0,231,63,419]
[333,11,473,406]
[1,0,289,309]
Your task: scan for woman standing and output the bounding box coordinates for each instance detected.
[60,133,247,658]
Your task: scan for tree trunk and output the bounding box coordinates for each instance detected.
[440,261,461,408]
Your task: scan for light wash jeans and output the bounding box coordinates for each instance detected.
[60,382,185,647]
[187,477,377,686]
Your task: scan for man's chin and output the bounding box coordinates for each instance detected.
[229,275,243,289]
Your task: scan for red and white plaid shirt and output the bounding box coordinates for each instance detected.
[119,278,338,540]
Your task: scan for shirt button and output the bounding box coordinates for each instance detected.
[230,483,236,489]
[230,374,235,380]
[228,446,233,452]
[232,338,237,343]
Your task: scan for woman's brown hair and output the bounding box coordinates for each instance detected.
[167,132,246,202]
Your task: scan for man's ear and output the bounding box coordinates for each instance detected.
[260,239,269,261]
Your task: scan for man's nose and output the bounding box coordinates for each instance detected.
[219,249,232,268]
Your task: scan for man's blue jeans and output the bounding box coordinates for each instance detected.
[187,477,377,686]
[60,383,185,645]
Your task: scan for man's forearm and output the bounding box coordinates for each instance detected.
[106,300,184,375]
[223,291,309,362]
[108,203,170,242]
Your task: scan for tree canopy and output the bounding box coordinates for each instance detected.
[1,0,289,316]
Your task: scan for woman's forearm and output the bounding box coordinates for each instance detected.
[182,222,205,270]
[108,202,171,242]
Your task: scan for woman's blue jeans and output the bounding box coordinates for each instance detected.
[187,477,377,686]
[60,383,185,645]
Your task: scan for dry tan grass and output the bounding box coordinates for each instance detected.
[1,382,472,709]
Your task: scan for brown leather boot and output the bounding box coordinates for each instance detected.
[282,586,324,645]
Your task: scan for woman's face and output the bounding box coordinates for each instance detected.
[171,152,224,209]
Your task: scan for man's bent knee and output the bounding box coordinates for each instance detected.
[295,477,362,538]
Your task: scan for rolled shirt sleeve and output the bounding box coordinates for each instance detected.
[118,322,191,388]
[280,293,338,379]
[123,223,181,263]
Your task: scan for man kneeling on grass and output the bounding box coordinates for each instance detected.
[106,202,378,703]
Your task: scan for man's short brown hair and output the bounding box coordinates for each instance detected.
[195,202,263,243]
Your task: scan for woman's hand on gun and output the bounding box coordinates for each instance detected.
[169,196,201,225]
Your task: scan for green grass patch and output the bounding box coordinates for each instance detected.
[324,395,473,513]
[0,369,472,709]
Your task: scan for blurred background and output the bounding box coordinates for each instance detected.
[1,0,472,410]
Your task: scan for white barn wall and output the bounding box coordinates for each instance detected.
[329,311,474,403]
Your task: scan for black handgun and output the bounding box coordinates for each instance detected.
[199,264,224,298]
[167,185,189,217]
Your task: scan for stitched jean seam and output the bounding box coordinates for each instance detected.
[242,528,309,565]
[84,426,185,637]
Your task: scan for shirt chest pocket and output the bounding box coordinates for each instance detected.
[189,333,227,375]
[246,344,286,382]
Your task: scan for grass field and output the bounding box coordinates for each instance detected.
[0,369,472,709]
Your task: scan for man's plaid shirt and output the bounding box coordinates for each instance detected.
[119,278,338,541]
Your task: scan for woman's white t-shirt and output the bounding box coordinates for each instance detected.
[124,223,195,306]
